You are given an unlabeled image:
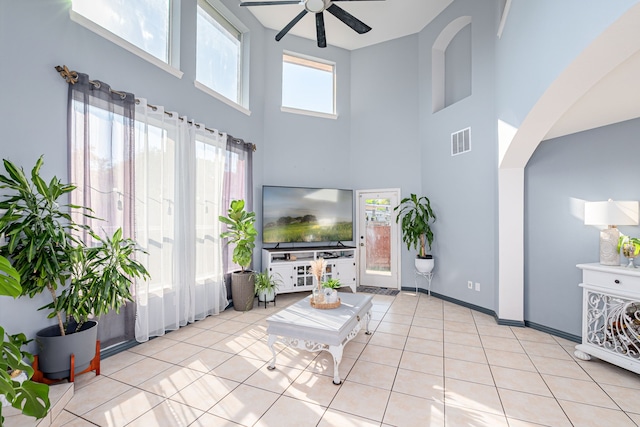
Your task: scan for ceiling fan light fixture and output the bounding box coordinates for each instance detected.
[305,0,326,13]
[241,0,383,47]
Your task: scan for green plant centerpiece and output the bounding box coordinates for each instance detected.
[618,235,640,268]
[394,193,436,273]
[0,255,50,423]
[253,269,281,308]
[0,157,150,379]
[219,199,257,311]
[322,278,341,290]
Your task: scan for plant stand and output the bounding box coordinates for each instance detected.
[415,270,433,296]
[32,341,101,384]
[259,293,276,309]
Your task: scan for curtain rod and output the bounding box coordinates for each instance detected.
[55,65,256,152]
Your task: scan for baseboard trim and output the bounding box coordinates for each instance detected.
[525,321,581,343]
[496,318,526,327]
[100,339,140,359]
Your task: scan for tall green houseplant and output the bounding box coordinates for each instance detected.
[219,199,257,311]
[0,157,150,337]
[394,193,437,258]
[219,199,257,272]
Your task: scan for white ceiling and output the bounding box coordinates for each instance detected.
[242,0,640,140]
[241,0,453,51]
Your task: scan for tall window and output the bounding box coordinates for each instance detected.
[196,0,243,104]
[282,52,336,116]
[71,0,172,64]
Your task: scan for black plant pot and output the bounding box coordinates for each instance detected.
[35,320,98,379]
[231,271,255,312]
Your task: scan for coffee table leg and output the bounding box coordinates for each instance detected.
[267,334,277,371]
[365,310,372,335]
[328,345,344,385]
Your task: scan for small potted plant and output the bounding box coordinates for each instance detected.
[394,193,437,273]
[253,269,281,308]
[0,255,50,423]
[618,235,640,268]
[0,157,150,379]
[322,278,341,303]
[219,199,257,311]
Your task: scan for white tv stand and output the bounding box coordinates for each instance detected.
[262,246,357,294]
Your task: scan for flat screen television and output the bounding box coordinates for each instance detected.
[262,186,354,244]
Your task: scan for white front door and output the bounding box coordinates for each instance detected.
[356,189,401,289]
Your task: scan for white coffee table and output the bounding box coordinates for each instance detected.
[266,292,373,385]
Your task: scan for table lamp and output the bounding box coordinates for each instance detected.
[584,200,639,265]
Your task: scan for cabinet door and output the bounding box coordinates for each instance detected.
[333,259,357,286]
[269,264,295,292]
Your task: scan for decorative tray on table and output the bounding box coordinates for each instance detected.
[310,297,341,309]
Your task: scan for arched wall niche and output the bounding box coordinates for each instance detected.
[432,15,472,113]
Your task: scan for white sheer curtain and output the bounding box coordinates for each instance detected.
[134,99,228,342]
[192,129,228,321]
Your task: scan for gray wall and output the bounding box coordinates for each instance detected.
[525,118,640,336]
[418,0,499,310]
[349,35,421,192]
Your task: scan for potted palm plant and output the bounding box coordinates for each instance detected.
[253,269,281,308]
[394,193,437,273]
[0,255,50,423]
[0,157,150,379]
[219,199,257,311]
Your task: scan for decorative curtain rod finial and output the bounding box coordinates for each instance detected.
[55,65,79,85]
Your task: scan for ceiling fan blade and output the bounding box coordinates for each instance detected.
[326,3,371,34]
[240,1,301,6]
[316,13,327,48]
[275,9,308,41]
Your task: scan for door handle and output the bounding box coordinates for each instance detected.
[360,243,364,246]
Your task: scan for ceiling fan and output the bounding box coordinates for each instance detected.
[239,0,384,48]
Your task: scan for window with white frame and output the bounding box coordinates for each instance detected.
[70,0,173,64]
[196,0,243,105]
[282,52,336,116]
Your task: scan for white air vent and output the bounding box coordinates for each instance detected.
[451,127,471,156]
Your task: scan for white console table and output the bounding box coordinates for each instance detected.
[575,263,640,374]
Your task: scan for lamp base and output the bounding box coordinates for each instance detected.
[600,227,620,266]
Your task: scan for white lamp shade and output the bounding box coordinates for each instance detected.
[584,200,639,226]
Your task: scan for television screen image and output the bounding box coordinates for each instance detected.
[262,186,353,244]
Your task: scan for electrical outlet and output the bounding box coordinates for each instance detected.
[475,282,480,291]
[467,281,473,289]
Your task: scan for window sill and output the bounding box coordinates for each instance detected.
[281,106,338,120]
[195,81,251,116]
[69,10,184,80]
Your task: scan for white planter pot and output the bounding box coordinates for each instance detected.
[258,288,276,303]
[415,257,434,273]
[324,289,338,303]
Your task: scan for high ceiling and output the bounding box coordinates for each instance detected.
[241,0,454,51]
[241,1,640,141]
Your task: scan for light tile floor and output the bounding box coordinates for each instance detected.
[44,291,640,426]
